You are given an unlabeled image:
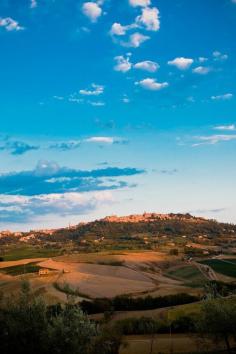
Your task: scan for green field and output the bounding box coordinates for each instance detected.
[200,259,236,278]
[223,258,236,265]
[0,262,41,276]
[166,265,206,286]
[1,246,62,261]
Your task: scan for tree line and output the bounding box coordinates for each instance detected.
[80,293,199,314]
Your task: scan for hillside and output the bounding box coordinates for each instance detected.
[1,213,236,244]
[54,213,236,241]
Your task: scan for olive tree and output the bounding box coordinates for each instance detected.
[196,298,236,354]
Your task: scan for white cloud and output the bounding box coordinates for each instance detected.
[187,96,195,103]
[193,134,236,146]
[30,0,37,9]
[85,136,127,144]
[211,93,233,101]
[0,17,24,31]
[122,95,130,103]
[85,136,115,144]
[110,22,137,36]
[0,191,113,221]
[135,78,168,91]
[214,124,236,131]
[168,57,194,70]
[129,0,151,7]
[82,2,102,22]
[192,66,211,75]
[79,83,104,96]
[114,54,132,72]
[134,60,159,72]
[110,23,127,36]
[136,7,160,31]
[68,97,84,103]
[53,95,64,100]
[198,57,208,63]
[213,51,228,61]
[110,5,160,47]
[88,101,105,106]
[125,32,150,47]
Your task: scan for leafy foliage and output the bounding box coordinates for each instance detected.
[0,281,122,354]
[196,298,236,354]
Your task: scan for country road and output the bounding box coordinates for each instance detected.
[193,261,218,281]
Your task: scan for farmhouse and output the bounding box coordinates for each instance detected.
[39,268,50,276]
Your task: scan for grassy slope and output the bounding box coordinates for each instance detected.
[0,262,42,276]
[2,246,62,261]
[200,259,236,278]
[166,265,206,287]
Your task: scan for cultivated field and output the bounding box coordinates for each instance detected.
[199,259,236,278]
[120,334,234,354]
[1,251,234,303]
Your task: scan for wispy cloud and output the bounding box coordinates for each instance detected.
[0,17,24,31]
[192,66,211,75]
[79,83,104,96]
[213,50,228,61]
[192,134,236,146]
[85,136,128,144]
[88,101,105,106]
[85,136,115,144]
[122,95,130,103]
[198,57,208,63]
[213,124,236,131]
[49,141,81,151]
[159,169,178,175]
[0,160,144,196]
[49,136,128,150]
[211,93,233,100]
[190,207,227,215]
[0,140,39,155]
[53,95,64,101]
[0,191,113,222]
[30,0,37,9]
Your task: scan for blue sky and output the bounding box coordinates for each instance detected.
[0,0,236,230]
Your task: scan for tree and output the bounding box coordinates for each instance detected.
[0,281,49,354]
[0,281,122,354]
[94,326,124,354]
[49,304,97,354]
[196,298,236,354]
